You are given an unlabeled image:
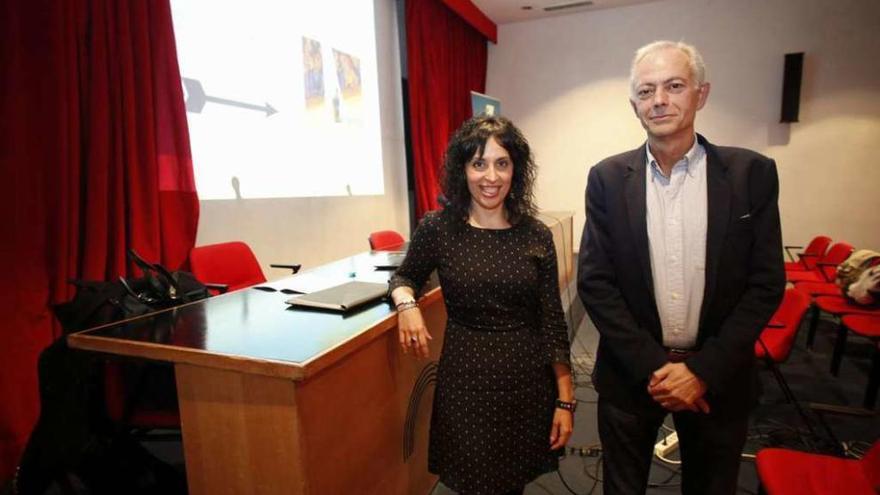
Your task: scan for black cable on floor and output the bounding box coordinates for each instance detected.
[581,453,602,494]
[557,467,582,495]
[647,457,681,488]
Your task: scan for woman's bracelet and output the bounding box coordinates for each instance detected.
[395,299,418,312]
[555,398,577,412]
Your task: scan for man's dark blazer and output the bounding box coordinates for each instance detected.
[577,134,785,414]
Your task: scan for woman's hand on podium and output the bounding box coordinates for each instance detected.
[398,307,432,358]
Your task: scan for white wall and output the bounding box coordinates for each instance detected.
[487,0,880,252]
[196,0,410,277]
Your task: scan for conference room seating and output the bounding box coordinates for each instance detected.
[189,241,301,294]
[786,241,854,284]
[830,314,880,409]
[755,439,880,494]
[368,230,405,251]
[784,235,832,272]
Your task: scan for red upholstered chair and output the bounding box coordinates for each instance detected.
[784,235,832,272]
[756,288,811,364]
[786,241,853,284]
[831,314,880,408]
[369,230,405,251]
[190,241,266,293]
[189,241,300,294]
[756,440,880,494]
[806,294,880,348]
[755,289,815,430]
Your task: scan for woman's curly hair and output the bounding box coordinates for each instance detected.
[439,115,537,225]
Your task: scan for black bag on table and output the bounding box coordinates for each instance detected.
[53,249,210,331]
[15,250,209,495]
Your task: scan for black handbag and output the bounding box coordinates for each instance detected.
[54,249,210,333]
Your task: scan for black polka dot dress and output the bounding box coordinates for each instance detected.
[390,211,571,495]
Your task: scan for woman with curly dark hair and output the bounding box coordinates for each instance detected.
[390,115,574,495]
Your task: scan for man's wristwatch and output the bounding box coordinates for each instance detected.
[555,398,577,412]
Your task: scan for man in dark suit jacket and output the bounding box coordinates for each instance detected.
[578,41,785,494]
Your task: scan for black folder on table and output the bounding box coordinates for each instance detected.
[284,281,388,312]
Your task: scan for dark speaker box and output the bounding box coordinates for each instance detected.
[780,52,804,123]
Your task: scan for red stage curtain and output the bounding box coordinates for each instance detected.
[0,0,197,479]
[406,0,488,218]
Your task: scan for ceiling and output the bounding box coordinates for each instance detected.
[470,0,660,24]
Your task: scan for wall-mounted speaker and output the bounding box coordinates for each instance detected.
[780,52,804,123]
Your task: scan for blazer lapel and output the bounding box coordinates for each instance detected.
[699,135,730,326]
[624,144,654,299]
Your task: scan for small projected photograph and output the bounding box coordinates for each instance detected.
[333,49,361,99]
[332,49,362,124]
[303,37,325,109]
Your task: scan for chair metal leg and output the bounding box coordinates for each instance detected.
[806,304,820,349]
[864,343,880,409]
[830,322,848,377]
[766,358,819,439]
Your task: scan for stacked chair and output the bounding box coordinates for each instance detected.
[786,241,853,284]
[784,235,832,272]
[790,241,855,303]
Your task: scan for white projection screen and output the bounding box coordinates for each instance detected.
[171,1,384,200]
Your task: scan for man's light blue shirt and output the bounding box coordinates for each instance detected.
[645,138,708,350]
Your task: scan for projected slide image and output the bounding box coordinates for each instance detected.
[302,37,325,110]
[171,0,384,200]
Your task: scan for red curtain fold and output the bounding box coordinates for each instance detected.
[406,0,488,218]
[0,0,197,479]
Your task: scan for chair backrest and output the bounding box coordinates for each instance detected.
[801,235,833,269]
[189,241,266,292]
[818,241,855,280]
[756,288,812,362]
[861,439,880,490]
[369,230,405,251]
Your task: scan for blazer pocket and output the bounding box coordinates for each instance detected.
[728,214,754,234]
[726,215,754,246]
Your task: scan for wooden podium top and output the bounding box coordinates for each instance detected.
[68,251,439,381]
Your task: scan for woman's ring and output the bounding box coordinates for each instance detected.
[411,336,418,343]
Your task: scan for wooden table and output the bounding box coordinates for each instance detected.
[69,252,446,495]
